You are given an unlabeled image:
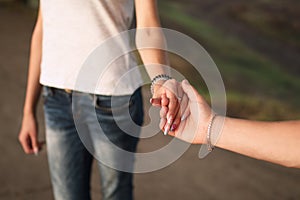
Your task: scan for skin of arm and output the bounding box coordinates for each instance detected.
[159,80,300,168]
[135,0,182,130]
[18,6,43,154]
[134,0,169,79]
[219,118,300,168]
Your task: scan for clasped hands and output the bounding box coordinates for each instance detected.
[151,79,214,144]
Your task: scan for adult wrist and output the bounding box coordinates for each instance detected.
[206,114,217,152]
[206,114,226,152]
[152,80,166,93]
[23,107,36,117]
[150,74,172,95]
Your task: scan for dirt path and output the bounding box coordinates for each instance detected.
[1,3,300,200]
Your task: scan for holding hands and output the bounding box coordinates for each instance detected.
[151,79,300,168]
[151,79,214,144]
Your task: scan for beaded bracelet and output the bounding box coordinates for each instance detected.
[150,74,172,95]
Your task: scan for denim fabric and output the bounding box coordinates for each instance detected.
[43,86,143,200]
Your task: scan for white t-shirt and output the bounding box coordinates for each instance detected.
[40,0,143,95]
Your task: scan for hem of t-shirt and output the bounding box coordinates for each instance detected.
[40,78,142,96]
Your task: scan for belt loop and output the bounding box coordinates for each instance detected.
[49,87,55,96]
[93,94,97,107]
[64,89,72,94]
[44,86,54,96]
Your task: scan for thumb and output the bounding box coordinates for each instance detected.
[30,134,39,155]
[181,80,199,101]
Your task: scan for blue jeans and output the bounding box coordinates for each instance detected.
[43,86,143,200]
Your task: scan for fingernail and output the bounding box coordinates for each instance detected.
[34,147,39,156]
[170,124,177,132]
[150,98,153,104]
[181,115,186,121]
[167,116,172,124]
[164,127,169,135]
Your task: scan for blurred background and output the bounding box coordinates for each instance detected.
[0,0,299,199]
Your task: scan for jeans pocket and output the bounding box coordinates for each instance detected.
[42,86,54,104]
[94,89,143,129]
[94,95,133,113]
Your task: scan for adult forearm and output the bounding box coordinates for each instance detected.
[23,12,43,115]
[136,29,169,79]
[217,118,300,168]
[137,47,170,79]
[135,0,170,80]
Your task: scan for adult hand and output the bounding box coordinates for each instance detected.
[151,79,184,134]
[160,80,214,144]
[18,113,40,155]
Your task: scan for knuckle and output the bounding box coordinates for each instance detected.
[169,102,176,108]
[169,79,176,84]
[161,99,169,105]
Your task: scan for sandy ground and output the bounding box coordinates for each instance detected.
[0,4,300,200]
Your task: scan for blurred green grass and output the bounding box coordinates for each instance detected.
[159,1,300,120]
[227,1,300,48]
